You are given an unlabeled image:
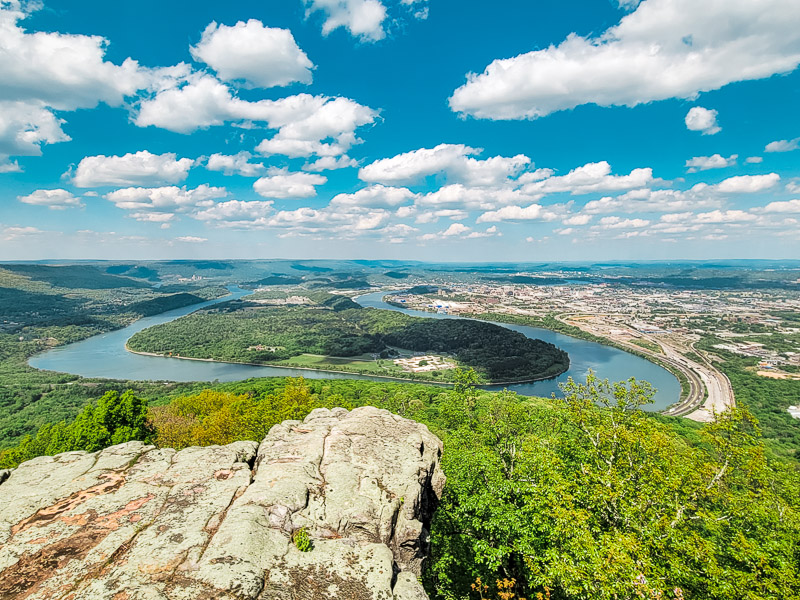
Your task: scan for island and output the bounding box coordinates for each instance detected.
[126,294,569,384]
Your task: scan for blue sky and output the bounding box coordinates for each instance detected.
[1,0,799,261]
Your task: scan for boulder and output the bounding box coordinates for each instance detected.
[0,407,444,600]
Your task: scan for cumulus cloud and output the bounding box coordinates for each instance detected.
[0,156,21,172]
[0,2,177,160]
[359,144,530,187]
[18,189,84,209]
[765,137,800,153]
[598,216,650,229]
[582,186,720,214]
[255,94,377,159]
[253,168,327,198]
[449,0,800,119]
[745,156,763,164]
[685,153,736,172]
[762,199,800,213]
[71,151,194,187]
[304,0,388,41]
[715,173,780,193]
[521,161,654,195]
[476,204,559,223]
[190,20,313,88]
[415,209,468,223]
[193,200,274,223]
[105,184,227,223]
[304,155,359,171]
[137,79,378,160]
[417,184,539,210]
[175,236,207,243]
[685,107,721,135]
[330,185,416,207]
[206,152,266,177]
[1,225,45,240]
[0,101,70,158]
[563,214,592,226]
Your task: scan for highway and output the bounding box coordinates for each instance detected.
[555,314,735,421]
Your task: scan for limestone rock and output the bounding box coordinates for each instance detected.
[0,406,444,600]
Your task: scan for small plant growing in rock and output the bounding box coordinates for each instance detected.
[293,527,313,552]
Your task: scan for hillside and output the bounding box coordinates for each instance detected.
[126,302,569,383]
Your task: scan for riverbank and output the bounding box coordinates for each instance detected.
[384,298,691,411]
[124,346,568,387]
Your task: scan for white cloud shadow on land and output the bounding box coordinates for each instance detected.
[449,0,800,119]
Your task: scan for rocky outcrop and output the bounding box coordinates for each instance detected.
[0,406,444,600]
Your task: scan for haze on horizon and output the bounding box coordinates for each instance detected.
[1,0,799,262]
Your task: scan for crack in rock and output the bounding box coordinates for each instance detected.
[0,408,443,600]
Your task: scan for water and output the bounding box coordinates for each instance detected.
[29,286,680,409]
[30,286,381,384]
[356,291,680,410]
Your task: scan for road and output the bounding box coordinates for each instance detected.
[555,314,735,421]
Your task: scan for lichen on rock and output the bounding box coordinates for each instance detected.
[0,406,444,600]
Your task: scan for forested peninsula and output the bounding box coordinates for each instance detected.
[126,298,569,384]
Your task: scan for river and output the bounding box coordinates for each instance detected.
[29,286,680,410]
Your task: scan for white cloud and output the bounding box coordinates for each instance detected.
[175,236,208,243]
[417,184,538,210]
[685,107,721,135]
[0,2,175,160]
[598,216,650,229]
[765,137,800,153]
[71,151,194,187]
[685,153,736,172]
[304,155,359,171]
[359,144,530,187]
[330,185,416,207]
[206,152,266,177]
[522,161,653,195]
[715,173,779,193]
[745,156,763,164]
[695,209,757,223]
[415,209,468,223]
[190,20,313,89]
[476,204,559,223]
[0,156,21,172]
[467,225,499,239]
[137,80,378,159]
[253,168,327,199]
[193,200,274,222]
[786,180,800,194]
[0,101,70,157]
[18,188,83,209]
[449,0,800,119]
[1,225,45,240]
[563,214,592,226]
[254,95,378,158]
[304,0,387,41]
[105,184,227,222]
[762,199,800,213]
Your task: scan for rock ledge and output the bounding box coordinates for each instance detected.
[0,406,444,600]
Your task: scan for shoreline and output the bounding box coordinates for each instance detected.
[124,345,568,388]
[382,297,689,411]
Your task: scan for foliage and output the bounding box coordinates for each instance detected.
[148,378,318,449]
[293,527,313,552]
[0,390,153,468]
[126,305,569,383]
[424,372,800,600]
